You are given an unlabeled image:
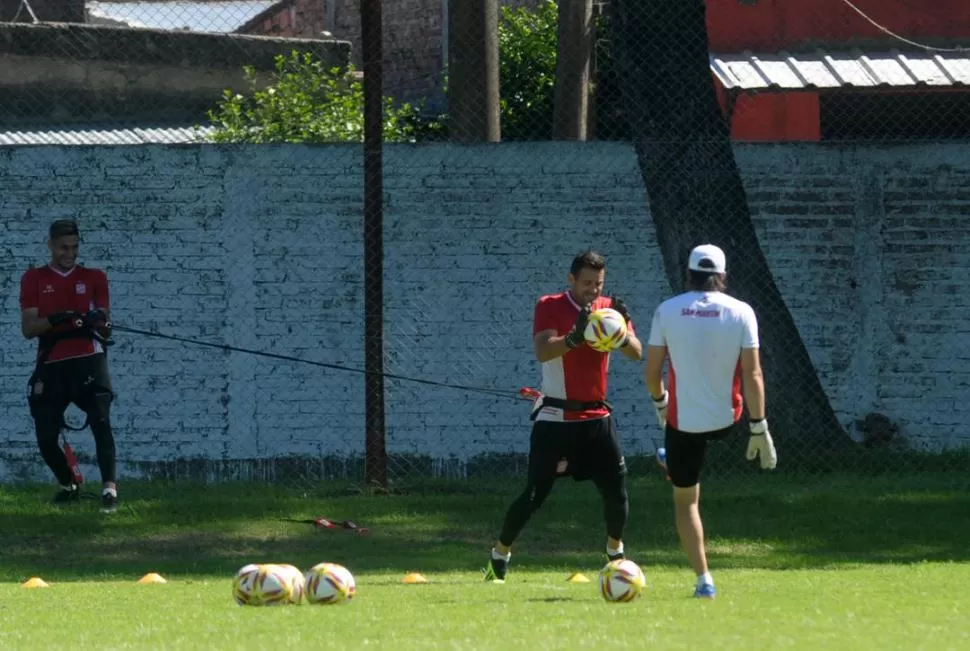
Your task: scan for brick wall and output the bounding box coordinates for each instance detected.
[236,0,327,40]
[326,0,543,106]
[0,142,967,482]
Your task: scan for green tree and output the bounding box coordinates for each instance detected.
[206,51,436,144]
[497,1,628,141]
[498,0,559,140]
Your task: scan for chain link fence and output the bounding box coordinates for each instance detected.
[1,0,969,489]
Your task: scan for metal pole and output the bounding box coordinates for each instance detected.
[361,0,387,489]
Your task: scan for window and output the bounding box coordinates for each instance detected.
[820,91,970,140]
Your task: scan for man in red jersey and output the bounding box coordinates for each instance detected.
[19,219,119,513]
[484,250,643,583]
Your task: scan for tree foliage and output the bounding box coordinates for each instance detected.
[498,0,559,140]
[206,52,433,144]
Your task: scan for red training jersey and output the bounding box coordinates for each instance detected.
[19,264,110,363]
[532,292,635,422]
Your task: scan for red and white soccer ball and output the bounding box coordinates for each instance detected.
[233,563,295,606]
[304,562,356,605]
[584,308,628,352]
[599,559,646,603]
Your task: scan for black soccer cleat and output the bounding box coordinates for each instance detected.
[483,556,509,583]
[607,550,625,562]
[53,484,80,505]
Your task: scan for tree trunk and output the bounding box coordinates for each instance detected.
[553,0,593,140]
[611,0,852,460]
[448,0,501,143]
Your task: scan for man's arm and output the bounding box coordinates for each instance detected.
[22,309,85,339]
[18,272,51,339]
[644,345,667,399]
[619,332,643,361]
[94,269,111,322]
[739,304,764,420]
[21,308,53,340]
[534,329,574,363]
[533,300,590,363]
[740,348,765,420]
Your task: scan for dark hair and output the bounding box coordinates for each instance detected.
[687,270,727,292]
[49,219,79,240]
[569,250,606,277]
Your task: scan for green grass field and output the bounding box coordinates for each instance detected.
[1,473,968,650]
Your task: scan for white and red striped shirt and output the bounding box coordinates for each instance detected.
[532,292,634,422]
[19,264,110,363]
[647,291,759,433]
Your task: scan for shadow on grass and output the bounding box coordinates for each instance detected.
[0,472,968,582]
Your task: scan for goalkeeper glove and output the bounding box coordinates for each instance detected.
[609,295,633,347]
[82,308,108,328]
[564,304,592,349]
[652,391,669,429]
[746,419,778,470]
[47,311,83,328]
[610,295,632,324]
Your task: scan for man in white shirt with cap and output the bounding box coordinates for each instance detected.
[644,243,777,599]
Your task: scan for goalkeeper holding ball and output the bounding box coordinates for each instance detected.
[645,244,777,599]
[484,251,643,583]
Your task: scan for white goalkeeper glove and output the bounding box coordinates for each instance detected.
[746,418,777,470]
[652,391,668,429]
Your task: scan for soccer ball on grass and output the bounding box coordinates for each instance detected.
[232,563,295,606]
[599,559,646,603]
[304,562,356,605]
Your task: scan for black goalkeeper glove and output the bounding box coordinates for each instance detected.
[83,309,113,344]
[610,295,633,347]
[47,311,83,328]
[82,309,108,328]
[564,304,592,349]
[610,295,632,324]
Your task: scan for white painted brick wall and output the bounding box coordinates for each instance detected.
[0,142,967,482]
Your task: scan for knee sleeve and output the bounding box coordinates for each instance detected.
[34,421,74,486]
[596,473,629,541]
[88,411,117,484]
[499,479,555,547]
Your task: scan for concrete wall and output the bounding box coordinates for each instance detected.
[0,23,350,124]
[0,142,967,482]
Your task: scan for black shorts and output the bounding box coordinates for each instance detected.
[28,354,114,424]
[665,422,736,488]
[528,417,626,484]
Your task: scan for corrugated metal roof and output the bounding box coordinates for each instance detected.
[0,125,215,146]
[712,51,970,91]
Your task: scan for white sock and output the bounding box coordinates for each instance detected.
[60,484,75,491]
[103,487,117,498]
[607,542,624,556]
[697,572,713,587]
[491,548,511,562]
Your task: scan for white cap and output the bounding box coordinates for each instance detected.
[688,244,726,274]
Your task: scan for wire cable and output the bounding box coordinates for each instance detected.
[838,0,970,52]
[110,324,531,401]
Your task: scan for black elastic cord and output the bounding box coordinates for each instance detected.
[110,324,523,400]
